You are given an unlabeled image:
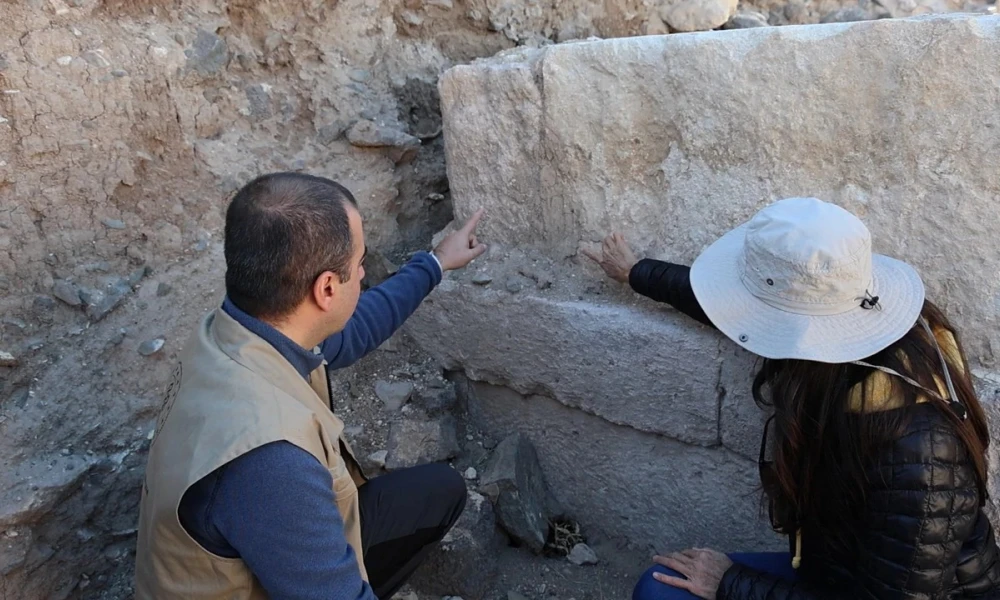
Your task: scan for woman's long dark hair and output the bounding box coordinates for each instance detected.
[753,300,990,555]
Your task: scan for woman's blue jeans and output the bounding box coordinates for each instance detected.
[632,552,796,600]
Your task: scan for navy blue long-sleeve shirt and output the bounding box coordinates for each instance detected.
[177,251,442,600]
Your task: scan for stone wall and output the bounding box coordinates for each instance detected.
[2,0,997,597]
[407,14,1000,555]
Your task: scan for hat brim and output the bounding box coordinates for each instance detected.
[689,224,926,363]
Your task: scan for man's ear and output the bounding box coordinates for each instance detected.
[312,271,339,312]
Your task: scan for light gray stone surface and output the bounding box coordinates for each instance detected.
[411,14,1000,553]
[438,14,1000,365]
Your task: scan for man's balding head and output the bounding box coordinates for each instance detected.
[224,172,359,320]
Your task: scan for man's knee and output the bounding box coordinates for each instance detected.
[398,463,467,530]
[426,463,467,525]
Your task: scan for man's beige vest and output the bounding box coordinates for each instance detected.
[134,308,368,599]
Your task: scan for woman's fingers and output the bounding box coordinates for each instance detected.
[653,554,692,575]
[652,571,695,592]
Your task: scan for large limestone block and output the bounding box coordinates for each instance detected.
[439,15,1000,365]
[408,280,726,445]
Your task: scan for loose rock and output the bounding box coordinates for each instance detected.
[820,7,871,22]
[346,119,421,164]
[723,11,771,28]
[471,272,493,286]
[661,0,739,32]
[185,29,229,75]
[156,282,173,297]
[0,350,17,368]
[348,69,372,83]
[412,382,458,416]
[385,416,460,470]
[375,380,414,411]
[567,543,599,566]
[365,450,388,471]
[100,218,126,230]
[479,433,556,553]
[504,274,532,294]
[82,279,131,322]
[138,338,165,356]
[464,467,478,480]
[52,280,82,307]
[128,266,152,286]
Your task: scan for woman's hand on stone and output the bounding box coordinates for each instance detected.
[582,232,637,283]
[651,548,732,600]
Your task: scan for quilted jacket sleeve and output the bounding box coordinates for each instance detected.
[628,259,713,326]
[717,413,981,600]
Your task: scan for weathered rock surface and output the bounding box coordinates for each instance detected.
[410,491,506,598]
[409,14,1000,554]
[479,433,557,553]
[347,119,422,164]
[375,380,414,411]
[385,416,461,470]
[410,281,724,444]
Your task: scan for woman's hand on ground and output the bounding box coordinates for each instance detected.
[652,548,732,600]
[581,233,637,283]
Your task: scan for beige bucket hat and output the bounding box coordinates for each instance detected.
[689,197,925,363]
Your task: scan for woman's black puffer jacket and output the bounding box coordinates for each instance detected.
[629,259,1000,599]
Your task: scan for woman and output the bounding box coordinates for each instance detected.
[584,198,1000,599]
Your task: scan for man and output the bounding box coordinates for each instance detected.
[135,172,487,600]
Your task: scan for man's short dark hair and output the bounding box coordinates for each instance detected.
[224,172,358,320]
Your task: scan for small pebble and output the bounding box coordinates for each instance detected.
[367,450,388,469]
[471,272,493,285]
[568,543,599,566]
[464,467,477,480]
[156,282,173,297]
[0,350,17,368]
[138,338,165,356]
[100,218,126,230]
